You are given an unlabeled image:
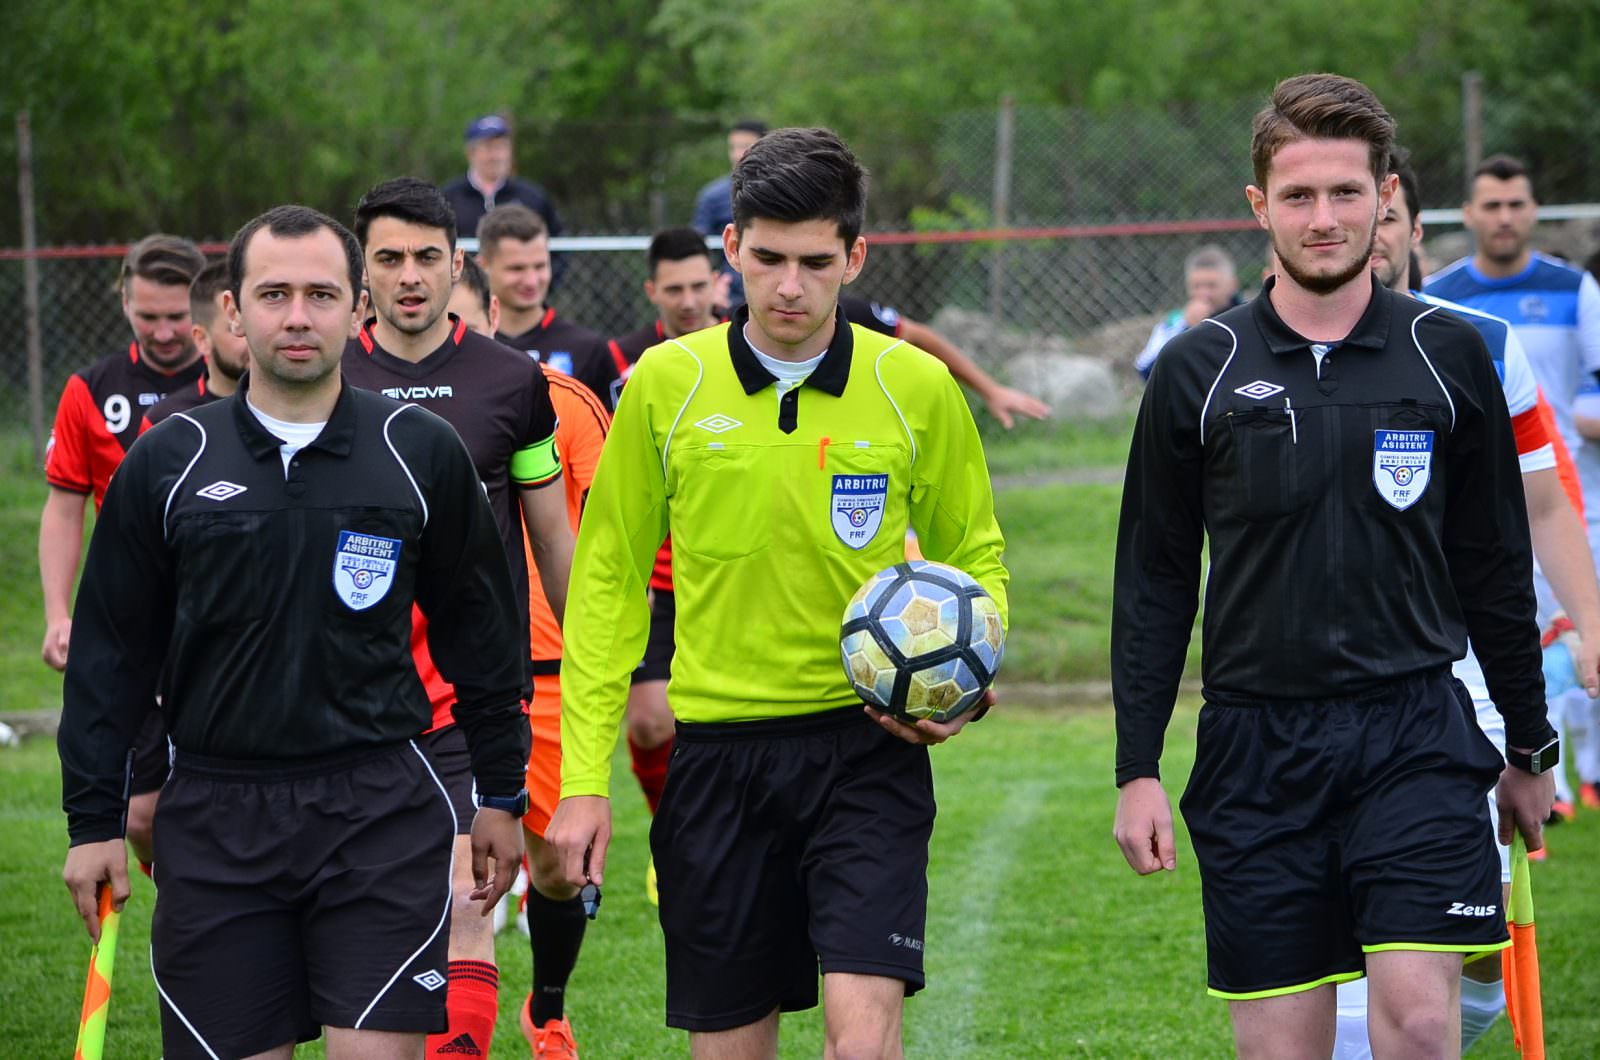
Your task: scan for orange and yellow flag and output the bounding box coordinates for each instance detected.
[1501,833,1544,1059]
[73,887,120,1060]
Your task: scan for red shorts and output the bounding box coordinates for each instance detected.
[524,678,562,838]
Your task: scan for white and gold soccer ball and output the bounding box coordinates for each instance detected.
[839,560,1004,723]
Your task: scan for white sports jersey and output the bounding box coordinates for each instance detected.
[1573,377,1600,532]
[1413,292,1560,702]
[1425,252,1600,456]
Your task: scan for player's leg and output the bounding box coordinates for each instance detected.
[1180,699,1360,1055]
[1228,988,1337,1060]
[1332,683,1513,1058]
[414,726,501,1060]
[821,973,904,1060]
[1364,951,1462,1059]
[240,1046,295,1060]
[303,743,456,1051]
[688,1011,780,1060]
[1345,674,1507,1059]
[805,711,931,1060]
[518,680,585,1057]
[324,1027,425,1059]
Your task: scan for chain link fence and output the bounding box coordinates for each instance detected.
[5,98,1597,460]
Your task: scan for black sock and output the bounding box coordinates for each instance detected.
[526,887,587,1025]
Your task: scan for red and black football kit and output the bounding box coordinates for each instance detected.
[46,343,205,510]
[838,293,905,339]
[140,374,220,434]
[344,316,562,831]
[498,307,620,411]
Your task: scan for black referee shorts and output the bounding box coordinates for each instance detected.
[631,588,675,685]
[652,705,934,1032]
[1179,667,1508,1000]
[418,723,477,834]
[129,705,171,796]
[149,741,456,1058]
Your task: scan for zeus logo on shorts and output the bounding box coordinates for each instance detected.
[1446,902,1498,917]
[831,474,887,549]
[333,531,400,611]
[1372,429,1434,511]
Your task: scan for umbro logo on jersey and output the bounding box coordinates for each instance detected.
[1446,902,1497,917]
[1233,380,1285,400]
[412,968,447,991]
[382,385,454,400]
[695,414,743,434]
[196,481,248,502]
[436,1033,482,1055]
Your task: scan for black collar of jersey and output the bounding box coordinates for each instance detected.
[726,304,853,397]
[499,307,558,348]
[231,373,358,461]
[1254,273,1395,355]
[356,314,469,377]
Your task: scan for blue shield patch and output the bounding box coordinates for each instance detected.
[546,352,574,376]
[831,474,887,549]
[333,530,400,611]
[1372,429,1433,510]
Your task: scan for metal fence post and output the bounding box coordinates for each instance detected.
[988,95,1015,331]
[1462,72,1483,191]
[17,109,46,465]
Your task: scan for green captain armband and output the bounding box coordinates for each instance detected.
[510,434,561,486]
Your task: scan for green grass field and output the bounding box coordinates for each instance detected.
[4,419,1599,1056]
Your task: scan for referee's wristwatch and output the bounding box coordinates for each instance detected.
[1506,737,1560,775]
[478,788,530,816]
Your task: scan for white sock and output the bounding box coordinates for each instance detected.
[1460,974,1506,1052]
[1550,703,1575,802]
[1333,977,1373,1060]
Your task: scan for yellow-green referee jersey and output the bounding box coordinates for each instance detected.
[560,305,1008,798]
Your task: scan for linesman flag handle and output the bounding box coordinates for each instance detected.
[1501,832,1544,1059]
[73,885,120,1060]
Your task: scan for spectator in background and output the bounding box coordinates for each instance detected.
[691,119,768,310]
[443,114,564,243]
[1134,245,1242,379]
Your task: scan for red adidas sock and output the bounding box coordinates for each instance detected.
[629,734,674,816]
[425,960,498,1058]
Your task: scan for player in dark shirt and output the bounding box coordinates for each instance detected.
[41,233,206,869]
[140,259,251,431]
[477,203,618,408]
[344,178,574,1060]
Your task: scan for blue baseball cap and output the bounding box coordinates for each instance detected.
[465,115,510,142]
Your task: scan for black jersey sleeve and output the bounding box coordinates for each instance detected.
[1428,314,1551,748]
[574,336,621,413]
[1111,329,1212,786]
[400,407,531,794]
[58,423,185,844]
[512,358,563,489]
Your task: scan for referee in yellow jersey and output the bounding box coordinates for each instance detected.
[548,127,1008,1058]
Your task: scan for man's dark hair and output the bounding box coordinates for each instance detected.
[456,254,493,319]
[477,203,548,261]
[189,259,230,327]
[353,177,458,251]
[1389,145,1421,223]
[1472,153,1535,199]
[120,234,206,294]
[732,119,768,138]
[228,205,363,308]
[1250,73,1395,190]
[731,127,868,246]
[649,227,712,276]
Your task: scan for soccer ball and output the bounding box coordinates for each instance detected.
[839,561,1004,723]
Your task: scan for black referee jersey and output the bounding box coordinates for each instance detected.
[59,378,529,844]
[1112,275,1550,785]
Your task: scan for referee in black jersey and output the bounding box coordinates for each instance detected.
[59,205,529,1059]
[1111,75,1557,1058]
